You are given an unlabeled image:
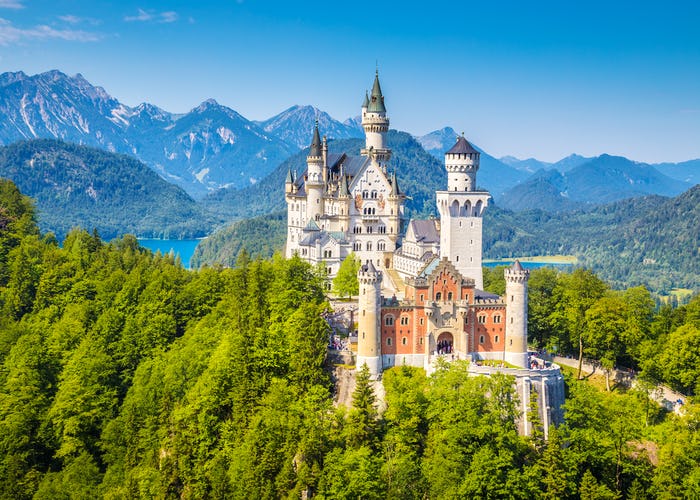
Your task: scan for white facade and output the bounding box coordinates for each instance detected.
[504,262,530,368]
[285,73,405,277]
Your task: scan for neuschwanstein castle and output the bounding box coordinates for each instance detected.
[284,72,564,433]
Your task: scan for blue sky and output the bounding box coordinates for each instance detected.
[0,0,699,163]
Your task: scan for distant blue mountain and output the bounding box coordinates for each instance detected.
[255,105,363,149]
[0,71,296,198]
[499,154,693,212]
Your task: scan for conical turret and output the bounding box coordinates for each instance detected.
[361,70,391,162]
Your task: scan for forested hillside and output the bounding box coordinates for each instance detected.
[191,211,287,267]
[1,179,699,498]
[485,186,700,292]
[0,139,219,240]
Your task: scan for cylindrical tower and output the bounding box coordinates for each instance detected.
[357,261,383,378]
[361,71,391,163]
[504,260,529,368]
[445,135,480,192]
[305,121,324,223]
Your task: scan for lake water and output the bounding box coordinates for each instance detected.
[138,239,202,269]
[483,259,574,270]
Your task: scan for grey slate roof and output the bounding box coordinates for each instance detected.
[410,219,439,243]
[446,135,479,155]
[511,260,524,271]
[474,290,501,300]
[309,122,322,156]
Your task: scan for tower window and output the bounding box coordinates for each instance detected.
[447,292,453,301]
[495,335,499,343]
[387,338,392,346]
[402,337,407,345]
[494,315,501,324]
[478,315,486,324]
[479,335,485,344]
[385,316,394,326]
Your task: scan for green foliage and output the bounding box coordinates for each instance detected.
[191,211,287,267]
[485,186,700,293]
[1,182,700,497]
[0,140,218,240]
[483,265,507,295]
[332,252,359,298]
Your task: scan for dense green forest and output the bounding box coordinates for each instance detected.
[1,178,699,498]
[191,211,287,268]
[0,139,219,240]
[484,265,700,395]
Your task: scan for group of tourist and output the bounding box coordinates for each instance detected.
[436,339,453,355]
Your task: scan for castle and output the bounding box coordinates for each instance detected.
[285,72,564,434]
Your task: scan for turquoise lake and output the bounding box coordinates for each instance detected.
[137,239,202,269]
[483,260,573,270]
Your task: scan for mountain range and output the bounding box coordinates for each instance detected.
[2,70,696,211]
[0,139,217,240]
[0,71,301,197]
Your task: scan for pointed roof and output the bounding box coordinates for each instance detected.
[303,219,320,232]
[367,71,386,113]
[309,120,322,156]
[339,174,350,196]
[446,135,479,155]
[285,167,294,184]
[366,260,377,273]
[511,260,524,271]
[390,170,401,196]
[362,91,369,108]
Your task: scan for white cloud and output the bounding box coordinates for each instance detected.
[124,8,178,23]
[58,14,81,24]
[0,18,101,45]
[58,14,101,26]
[0,0,24,9]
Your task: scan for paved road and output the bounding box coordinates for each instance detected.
[552,355,688,414]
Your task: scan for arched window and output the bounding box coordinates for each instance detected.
[387,337,392,346]
[435,292,442,301]
[447,292,453,301]
[402,337,407,345]
[366,242,372,251]
[494,335,500,343]
[479,335,485,344]
[385,316,394,326]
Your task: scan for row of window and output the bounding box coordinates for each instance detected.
[352,241,387,251]
[353,225,388,234]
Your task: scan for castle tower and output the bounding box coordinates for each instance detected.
[356,261,383,378]
[504,260,529,368]
[361,71,391,165]
[305,121,324,223]
[436,135,490,289]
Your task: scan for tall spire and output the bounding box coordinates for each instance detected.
[367,70,386,113]
[362,90,369,108]
[309,120,322,157]
[390,170,401,196]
